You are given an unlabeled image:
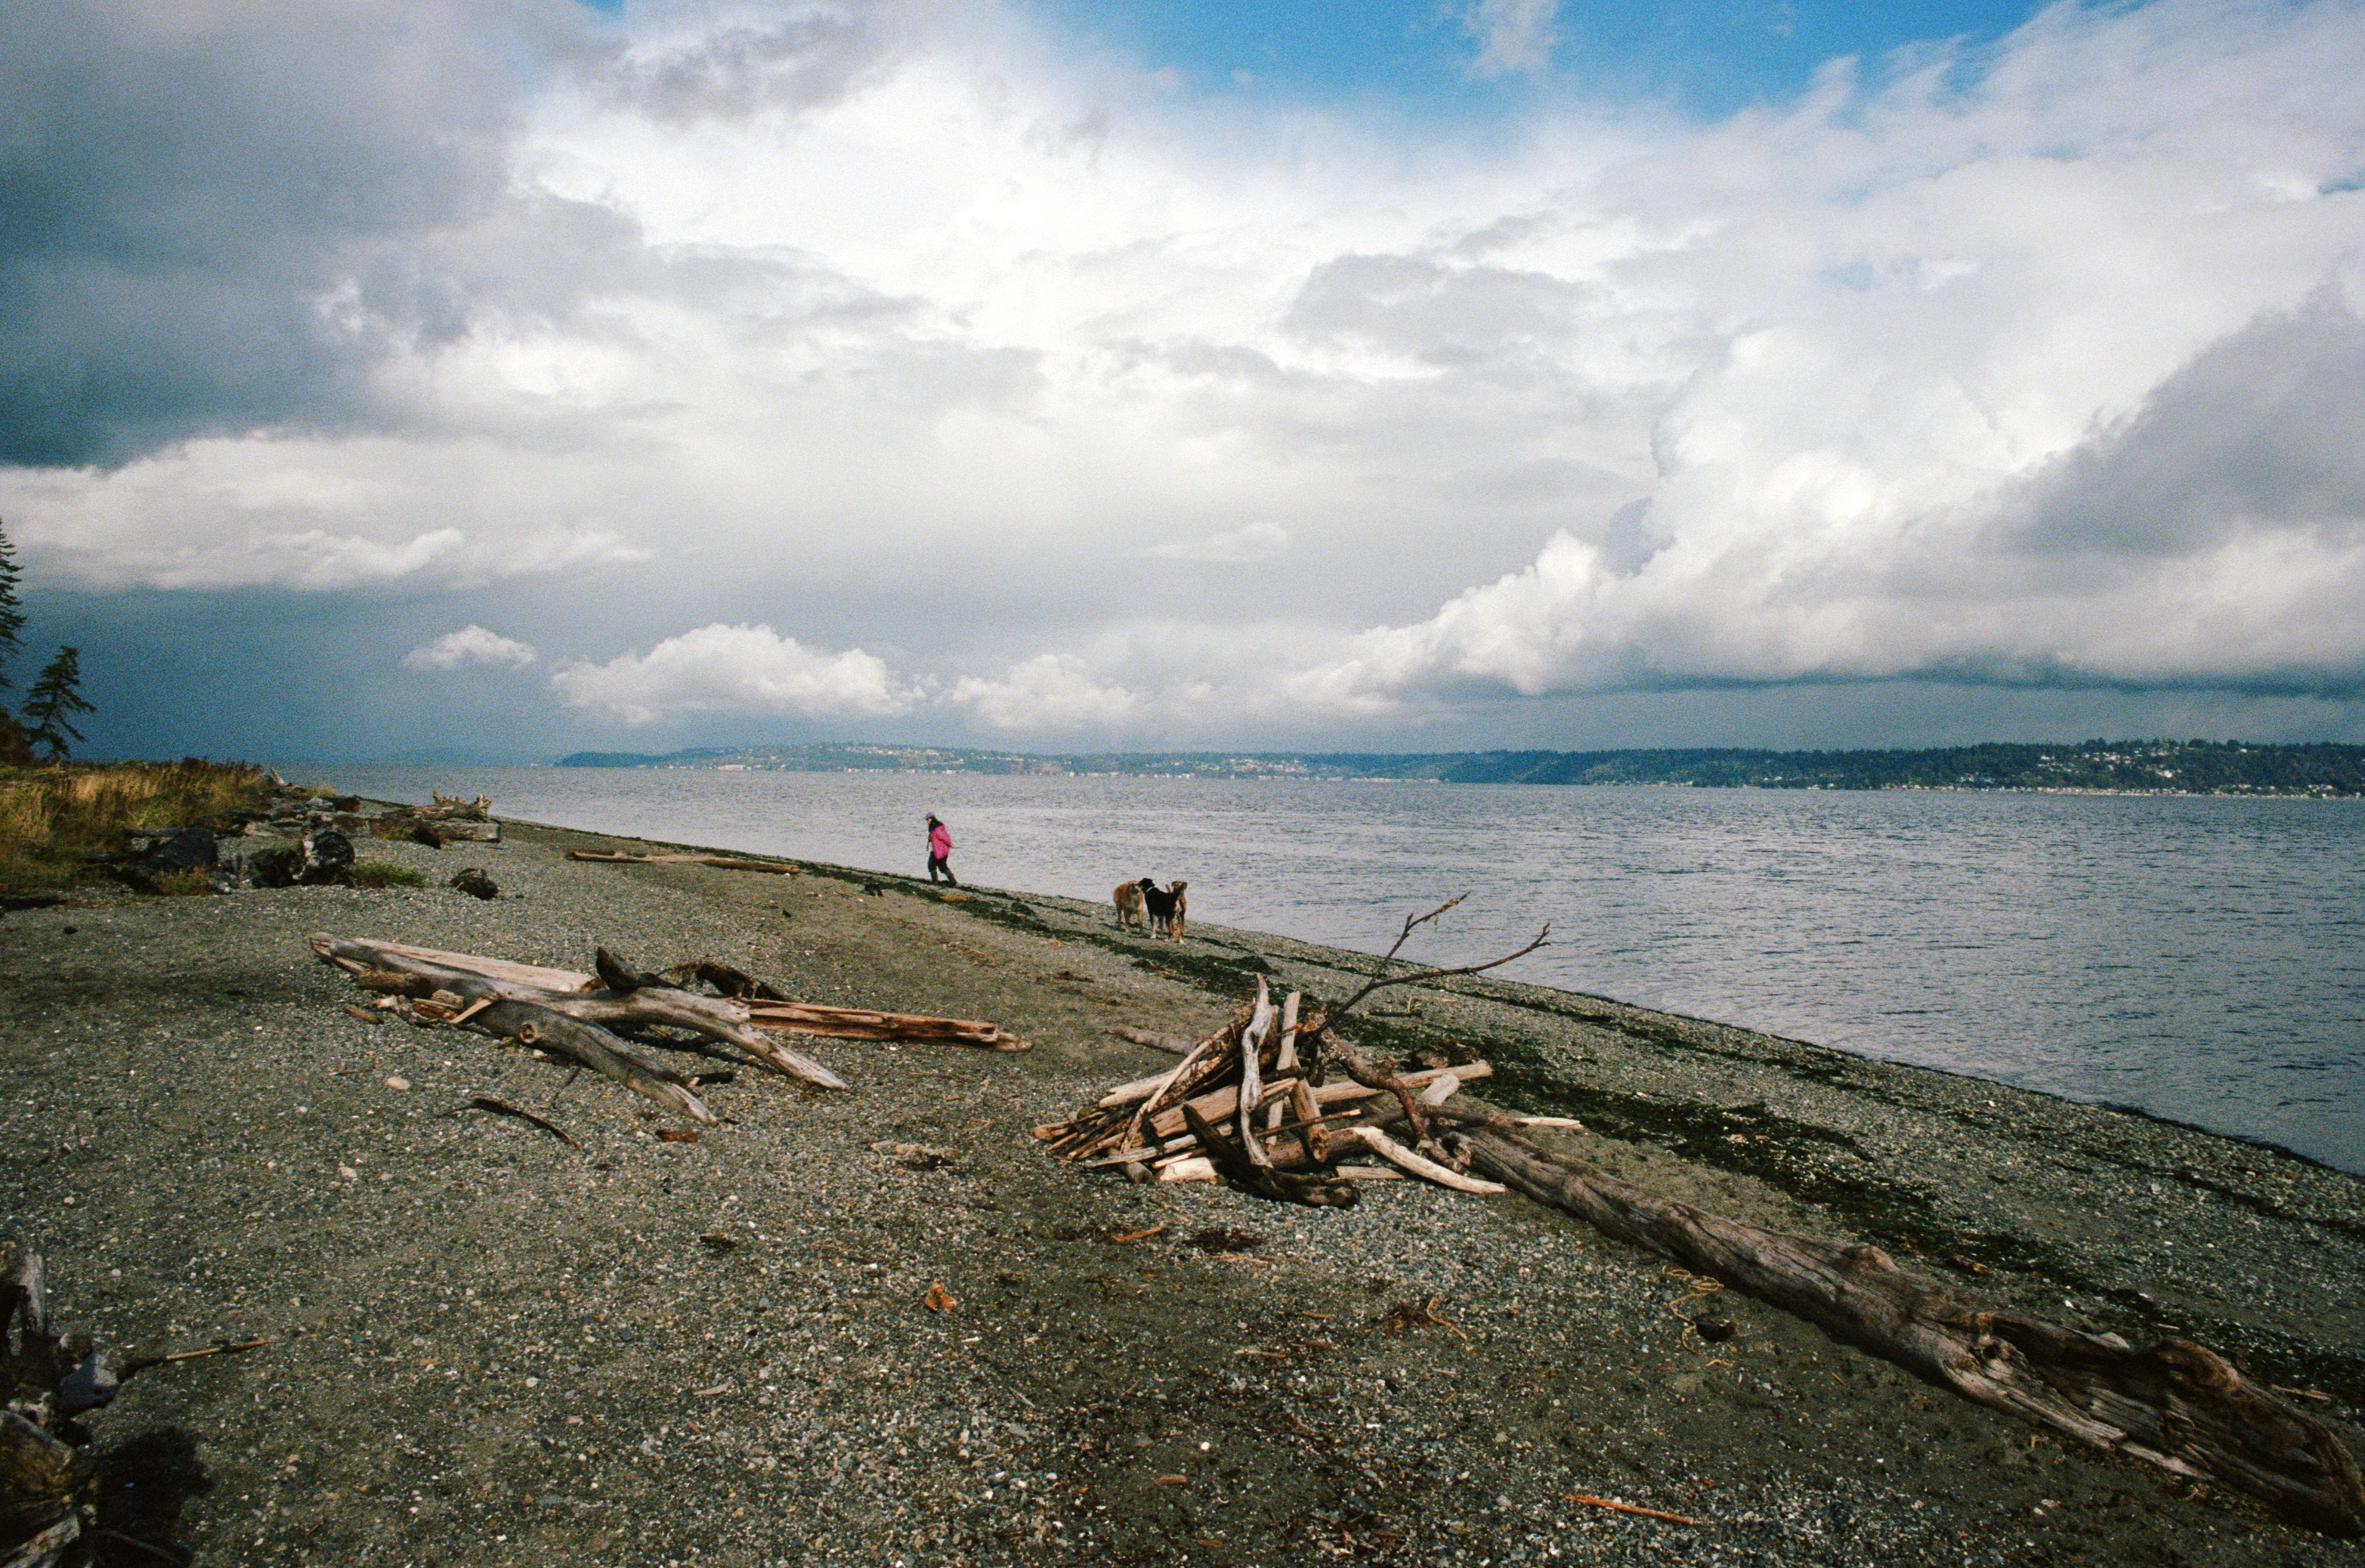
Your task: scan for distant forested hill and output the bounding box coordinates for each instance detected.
[556,740,2364,794]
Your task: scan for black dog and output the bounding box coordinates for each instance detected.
[1137,878,1189,939]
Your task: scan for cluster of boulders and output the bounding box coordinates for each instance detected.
[114,787,497,895]
[119,790,354,894]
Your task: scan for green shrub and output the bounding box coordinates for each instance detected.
[348,861,427,889]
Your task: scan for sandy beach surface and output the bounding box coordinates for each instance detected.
[3,812,2360,1567]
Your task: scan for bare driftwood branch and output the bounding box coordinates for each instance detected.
[455,1095,580,1147]
[1319,893,1550,1023]
[1331,1126,1505,1195]
[1182,1103,1358,1208]
[1442,1113,2365,1539]
[1290,895,1550,1144]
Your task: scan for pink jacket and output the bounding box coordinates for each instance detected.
[929,824,953,858]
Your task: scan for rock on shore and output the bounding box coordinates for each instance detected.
[2,816,2359,1566]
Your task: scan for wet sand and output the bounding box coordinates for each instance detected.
[2,814,2359,1566]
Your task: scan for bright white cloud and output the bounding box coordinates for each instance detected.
[950,654,1142,729]
[551,623,914,725]
[1,435,655,591]
[405,625,539,670]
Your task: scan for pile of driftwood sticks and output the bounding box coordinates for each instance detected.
[1036,975,1569,1203]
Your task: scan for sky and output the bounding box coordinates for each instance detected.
[3,0,2363,764]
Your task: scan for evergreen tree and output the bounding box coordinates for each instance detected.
[21,645,94,761]
[0,520,23,691]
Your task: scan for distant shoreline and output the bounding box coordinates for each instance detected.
[542,738,2365,797]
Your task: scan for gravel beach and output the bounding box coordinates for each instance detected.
[3,813,2360,1567]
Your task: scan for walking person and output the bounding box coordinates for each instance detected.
[925,813,957,884]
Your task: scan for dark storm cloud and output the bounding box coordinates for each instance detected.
[2004,286,2365,561]
[0,0,604,468]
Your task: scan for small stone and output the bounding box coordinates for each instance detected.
[57,1350,119,1413]
[385,1076,410,1091]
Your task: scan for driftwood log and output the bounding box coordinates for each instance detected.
[311,936,847,1116]
[1410,1110,2364,1538]
[314,937,1034,1123]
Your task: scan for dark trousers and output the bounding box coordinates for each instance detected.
[929,854,956,884]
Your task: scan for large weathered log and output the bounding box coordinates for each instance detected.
[1454,1118,2365,1538]
[314,936,848,1090]
[313,936,721,1119]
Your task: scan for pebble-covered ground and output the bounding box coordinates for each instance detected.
[2,815,2359,1567]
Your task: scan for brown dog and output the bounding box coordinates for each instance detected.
[1112,878,1146,932]
[1140,878,1188,939]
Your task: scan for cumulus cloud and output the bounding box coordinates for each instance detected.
[1461,0,1560,79]
[1285,284,2365,713]
[9,0,2365,754]
[949,654,1142,730]
[405,625,539,670]
[551,623,914,725]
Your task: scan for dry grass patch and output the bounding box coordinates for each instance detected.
[0,758,274,890]
[348,861,427,889]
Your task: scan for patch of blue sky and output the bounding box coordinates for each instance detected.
[1020,0,2060,120]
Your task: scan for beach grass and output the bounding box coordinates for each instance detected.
[348,860,428,889]
[0,758,274,889]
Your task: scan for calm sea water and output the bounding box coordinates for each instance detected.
[327,765,2365,1174]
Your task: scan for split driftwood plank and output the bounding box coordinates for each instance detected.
[1106,1025,1193,1053]
[367,940,601,992]
[1448,1114,2365,1539]
[743,1001,1029,1053]
[567,850,801,874]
